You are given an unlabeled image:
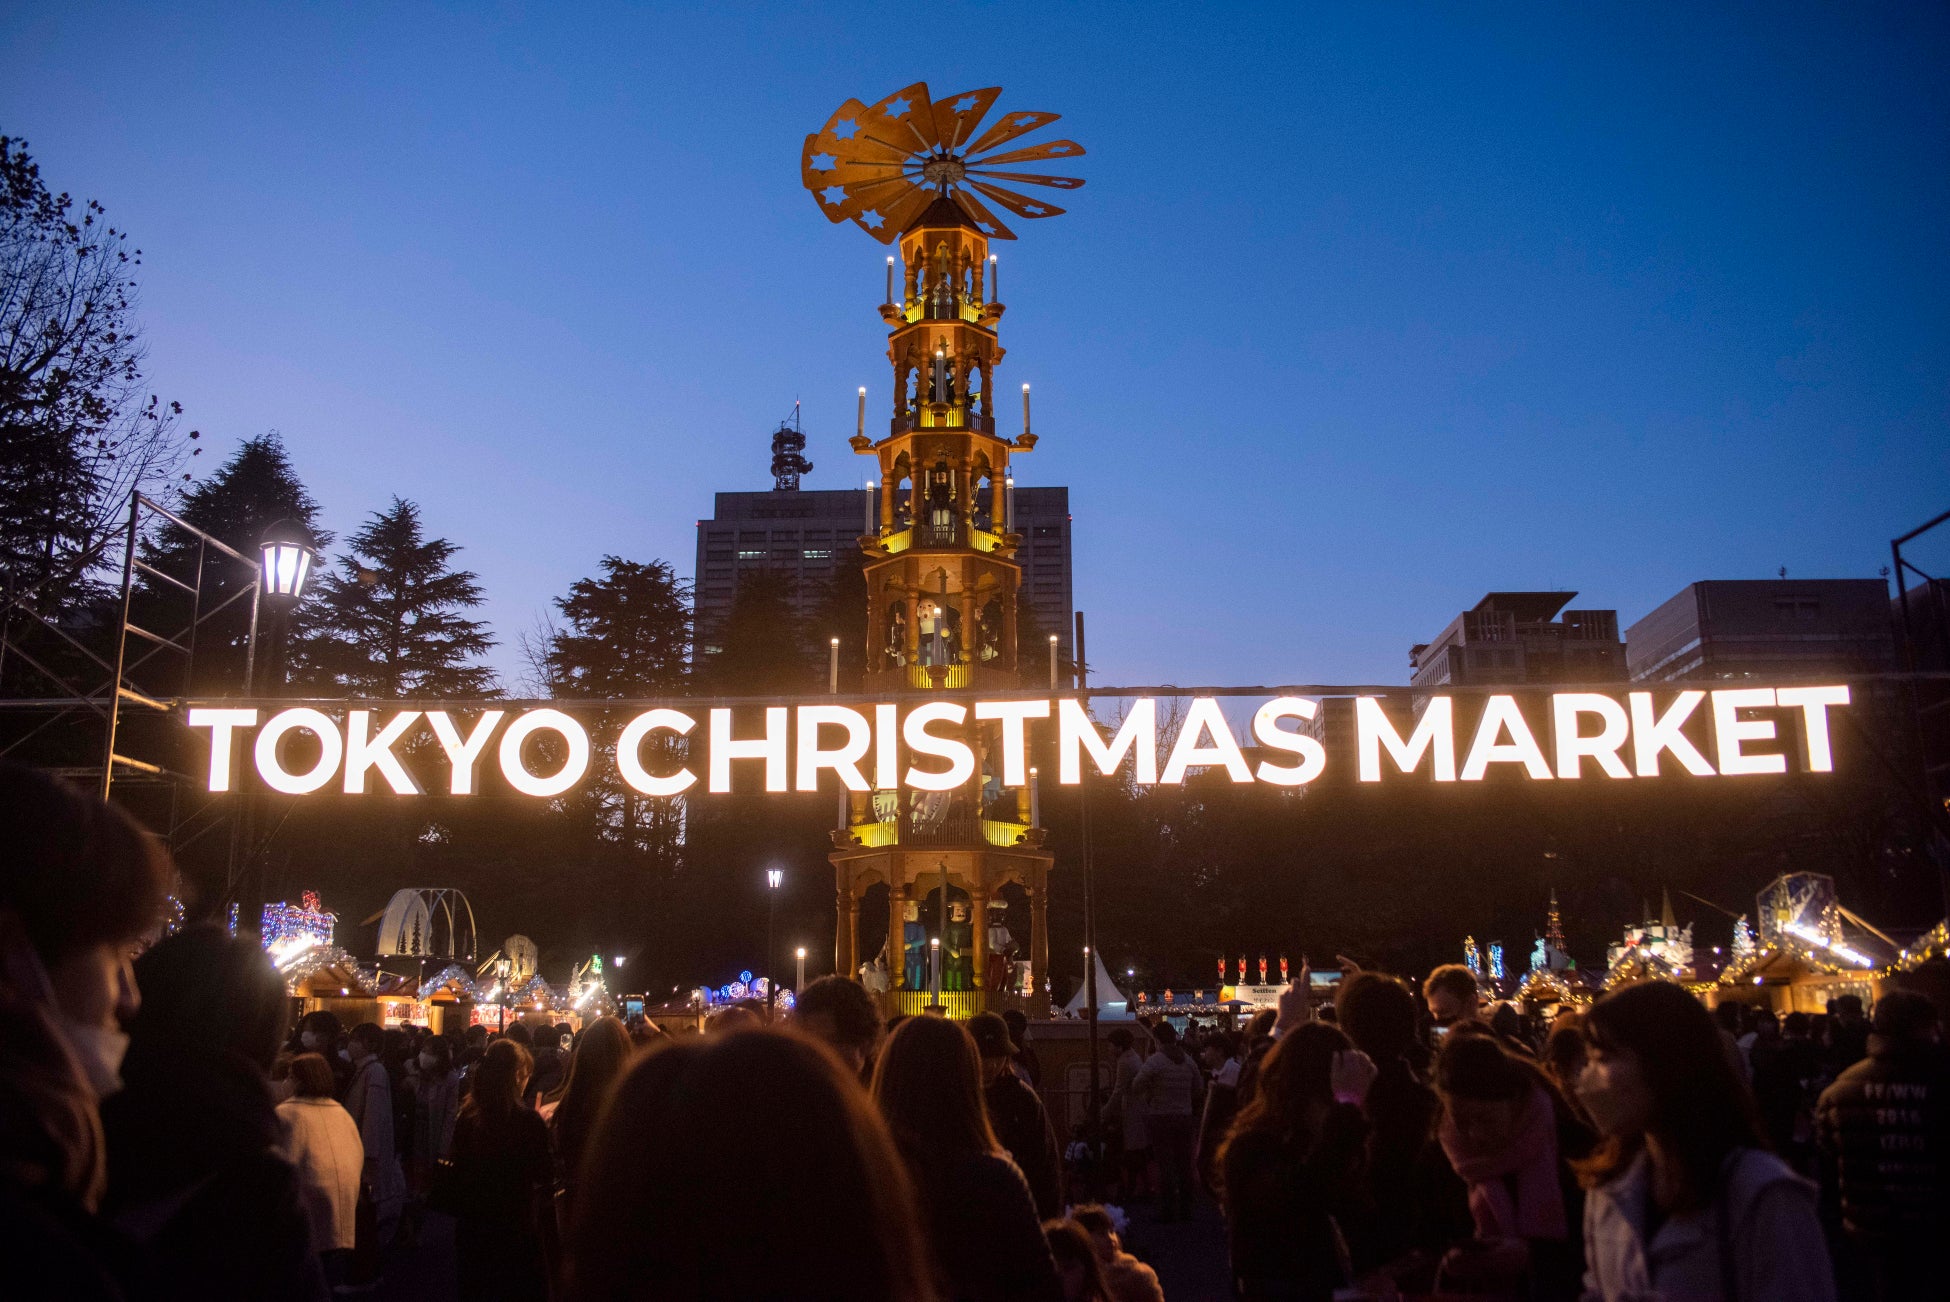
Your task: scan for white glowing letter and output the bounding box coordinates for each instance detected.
[1460,696,1553,781]
[874,703,899,789]
[343,710,423,794]
[426,710,505,795]
[1355,697,1455,782]
[1058,697,1157,785]
[974,699,1051,787]
[187,707,258,791]
[1775,685,1850,773]
[1251,697,1327,786]
[1551,693,1632,780]
[709,707,788,793]
[1712,688,1786,776]
[1629,691,1716,776]
[497,709,591,797]
[1161,698,1254,784]
[796,705,873,792]
[903,702,974,791]
[616,709,697,796]
[255,708,344,795]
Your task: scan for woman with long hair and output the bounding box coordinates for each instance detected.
[1432,1024,1592,1296]
[544,1015,632,1208]
[565,1028,935,1301]
[1043,1219,1111,1302]
[1576,981,1835,1301]
[445,1037,552,1302]
[1217,1021,1374,1302]
[872,1015,1062,1302]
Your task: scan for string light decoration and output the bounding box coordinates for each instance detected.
[1730,914,1758,966]
[1488,943,1506,983]
[1890,920,1949,973]
[262,891,336,967]
[1463,936,1482,978]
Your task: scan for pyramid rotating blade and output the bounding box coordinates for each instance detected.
[966,138,1086,168]
[965,109,1060,158]
[964,169,1086,191]
[928,87,1003,153]
[968,181,1067,220]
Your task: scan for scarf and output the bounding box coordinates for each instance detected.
[1438,1083,1567,1243]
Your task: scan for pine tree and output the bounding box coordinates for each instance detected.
[545,557,690,698]
[134,432,327,694]
[699,568,813,694]
[296,497,496,696]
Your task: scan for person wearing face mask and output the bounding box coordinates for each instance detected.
[100,925,324,1300]
[342,1021,408,1283]
[1575,981,1836,1302]
[294,1010,348,1095]
[0,761,171,1300]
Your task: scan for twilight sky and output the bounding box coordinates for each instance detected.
[5,3,1947,689]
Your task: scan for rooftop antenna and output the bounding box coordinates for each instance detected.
[770,400,813,492]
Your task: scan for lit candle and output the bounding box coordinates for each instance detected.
[864,478,874,534]
[856,385,866,439]
[1029,766,1041,827]
[1022,383,1031,435]
[989,253,998,302]
[885,256,894,304]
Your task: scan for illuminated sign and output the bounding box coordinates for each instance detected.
[187,686,1851,797]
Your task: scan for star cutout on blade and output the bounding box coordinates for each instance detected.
[861,210,885,229]
[810,152,837,171]
[821,185,846,205]
[886,97,911,117]
[1015,115,1037,126]
[834,118,858,139]
[954,95,978,112]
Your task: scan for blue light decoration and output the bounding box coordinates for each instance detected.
[1488,943,1506,982]
[1463,936,1482,978]
[740,970,754,984]
[261,891,336,965]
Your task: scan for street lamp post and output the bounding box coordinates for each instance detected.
[766,868,783,1019]
[244,519,318,942]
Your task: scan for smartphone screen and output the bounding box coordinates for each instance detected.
[1430,1024,1451,1040]
[1309,971,1342,988]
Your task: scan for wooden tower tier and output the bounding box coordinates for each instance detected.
[805,83,1083,1019]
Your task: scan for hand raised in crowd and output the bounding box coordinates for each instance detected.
[1329,1048,1378,1107]
[1274,960,1313,1036]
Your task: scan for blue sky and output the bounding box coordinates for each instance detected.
[5,2,1946,688]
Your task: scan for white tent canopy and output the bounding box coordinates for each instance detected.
[1064,952,1136,1021]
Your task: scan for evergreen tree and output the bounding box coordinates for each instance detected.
[296,497,497,696]
[134,432,327,695]
[545,556,690,698]
[804,559,869,686]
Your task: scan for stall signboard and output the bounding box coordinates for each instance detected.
[186,686,1852,799]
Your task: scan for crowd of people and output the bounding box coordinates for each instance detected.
[4,759,1947,1300]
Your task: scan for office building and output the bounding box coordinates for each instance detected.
[1409,592,1626,691]
[692,482,1072,661]
[1624,580,1895,683]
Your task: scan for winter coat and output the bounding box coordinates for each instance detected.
[912,1151,1062,1302]
[984,1070,1063,1220]
[1108,1047,1149,1148]
[342,1055,405,1219]
[101,1045,324,1301]
[1219,1103,1369,1302]
[1813,1035,1950,1244]
[1579,1147,1835,1302]
[276,1096,363,1252]
[1132,1043,1205,1118]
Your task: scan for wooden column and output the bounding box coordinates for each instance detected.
[970,882,989,991]
[835,878,857,980]
[1030,870,1049,1015]
[888,882,907,990]
[880,468,896,531]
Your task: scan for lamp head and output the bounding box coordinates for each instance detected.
[258,519,318,604]
[766,868,783,890]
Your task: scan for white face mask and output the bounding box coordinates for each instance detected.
[338,1048,352,1063]
[58,1018,130,1098]
[300,1031,323,1052]
[270,1075,296,1103]
[418,1052,438,1072]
